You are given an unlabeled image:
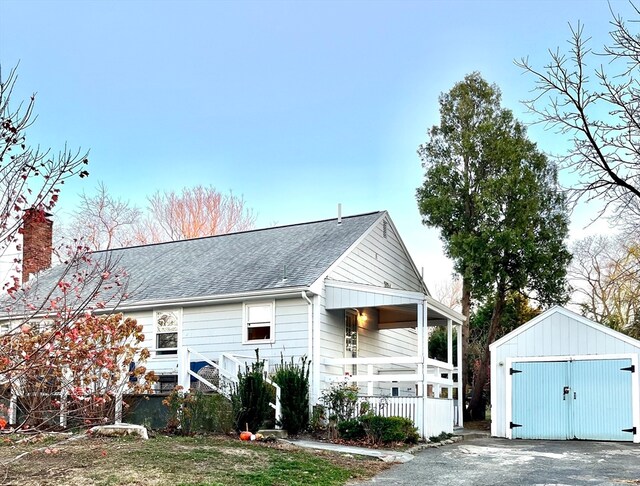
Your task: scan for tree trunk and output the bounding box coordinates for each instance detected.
[468,281,506,420]
[460,278,472,421]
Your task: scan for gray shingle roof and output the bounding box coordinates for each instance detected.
[19,211,383,310]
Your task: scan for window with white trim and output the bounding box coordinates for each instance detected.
[243,302,274,343]
[155,310,179,355]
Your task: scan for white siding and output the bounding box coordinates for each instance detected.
[132,298,310,376]
[325,285,419,309]
[491,308,640,439]
[319,293,345,383]
[329,215,423,292]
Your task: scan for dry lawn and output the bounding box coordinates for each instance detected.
[0,433,391,486]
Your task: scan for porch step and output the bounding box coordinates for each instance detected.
[454,428,490,440]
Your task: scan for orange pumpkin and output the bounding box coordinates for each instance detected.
[239,431,252,441]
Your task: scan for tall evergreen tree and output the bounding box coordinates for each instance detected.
[417,73,571,419]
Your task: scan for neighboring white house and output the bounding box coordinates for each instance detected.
[490,306,640,443]
[6,210,464,438]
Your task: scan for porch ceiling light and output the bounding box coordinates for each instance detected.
[357,311,368,324]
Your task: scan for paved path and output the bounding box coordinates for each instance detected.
[360,437,640,485]
[285,439,415,463]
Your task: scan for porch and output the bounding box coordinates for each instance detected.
[321,279,464,438]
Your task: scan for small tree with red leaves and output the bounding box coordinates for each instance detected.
[1,312,156,429]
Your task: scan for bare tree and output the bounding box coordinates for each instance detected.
[63,184,257,250]
[0,65,153,430]
[62,182,142,250]
[571,234,640,338]
[139,185,256,243]
[0,65,89,289]
[517,8,640,229]
[430,278,463,312]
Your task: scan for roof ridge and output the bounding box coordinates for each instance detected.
[96,210,383,254]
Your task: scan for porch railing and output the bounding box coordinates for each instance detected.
[322,355,457,438]
[356,396,418,424]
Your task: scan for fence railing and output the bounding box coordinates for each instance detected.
[356,396,418,424]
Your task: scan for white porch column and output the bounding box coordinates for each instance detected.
[456,323,464,428]
[178,346,190,391]
[417,300,429,439]
[416,300,424,438]
[447,318,453,365]
[447,318,453,398]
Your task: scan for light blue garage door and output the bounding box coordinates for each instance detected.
[511,359,635,441]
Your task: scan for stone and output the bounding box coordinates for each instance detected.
[256,429,288,439]
[88,423,149,440]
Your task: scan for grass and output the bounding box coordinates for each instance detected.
[0,434,391,485]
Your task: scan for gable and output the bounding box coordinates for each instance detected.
[327,213,425,293]
[491,306,640,358]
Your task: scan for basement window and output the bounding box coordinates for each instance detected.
[156,374,178,393]
[155,310,179,356]
[243,302,275,343]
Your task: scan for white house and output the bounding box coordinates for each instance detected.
[490,306,640,443]
[6,210,464,438]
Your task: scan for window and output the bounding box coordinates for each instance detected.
[243,302,274,343]
[155,310,179,355]
[156,374,178,393]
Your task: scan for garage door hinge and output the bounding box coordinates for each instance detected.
[509,368,522,375]
[510,422,522,429]
[622,427,636,434]
[620,365,635,372]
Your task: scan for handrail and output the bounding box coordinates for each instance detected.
[189,348,236,381]
[265,377,282,429]
[220,352,280,429]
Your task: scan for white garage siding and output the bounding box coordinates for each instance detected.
[490,306,640,443]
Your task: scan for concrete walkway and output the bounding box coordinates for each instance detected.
[284,439,415,463]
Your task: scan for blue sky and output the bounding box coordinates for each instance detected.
[0,0,631,294]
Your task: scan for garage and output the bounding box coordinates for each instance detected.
[490,306,640,443]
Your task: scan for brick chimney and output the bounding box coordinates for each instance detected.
[22,208,53,283]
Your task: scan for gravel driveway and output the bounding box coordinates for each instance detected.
[361,437,640,486]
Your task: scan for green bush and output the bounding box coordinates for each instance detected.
[194,393,234,433]
[231,349,273,432]
[163,388,234,434]
[272,355,310,436]
[337,418,366,441]
[360,415,419,445]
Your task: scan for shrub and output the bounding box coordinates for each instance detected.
[337,418,366,441]
[360,415,419,445]
[163,388,234,434]
[231,349,273,432]
[319,381,359,422]
[272,355,310,436]
[310,404,327,434]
